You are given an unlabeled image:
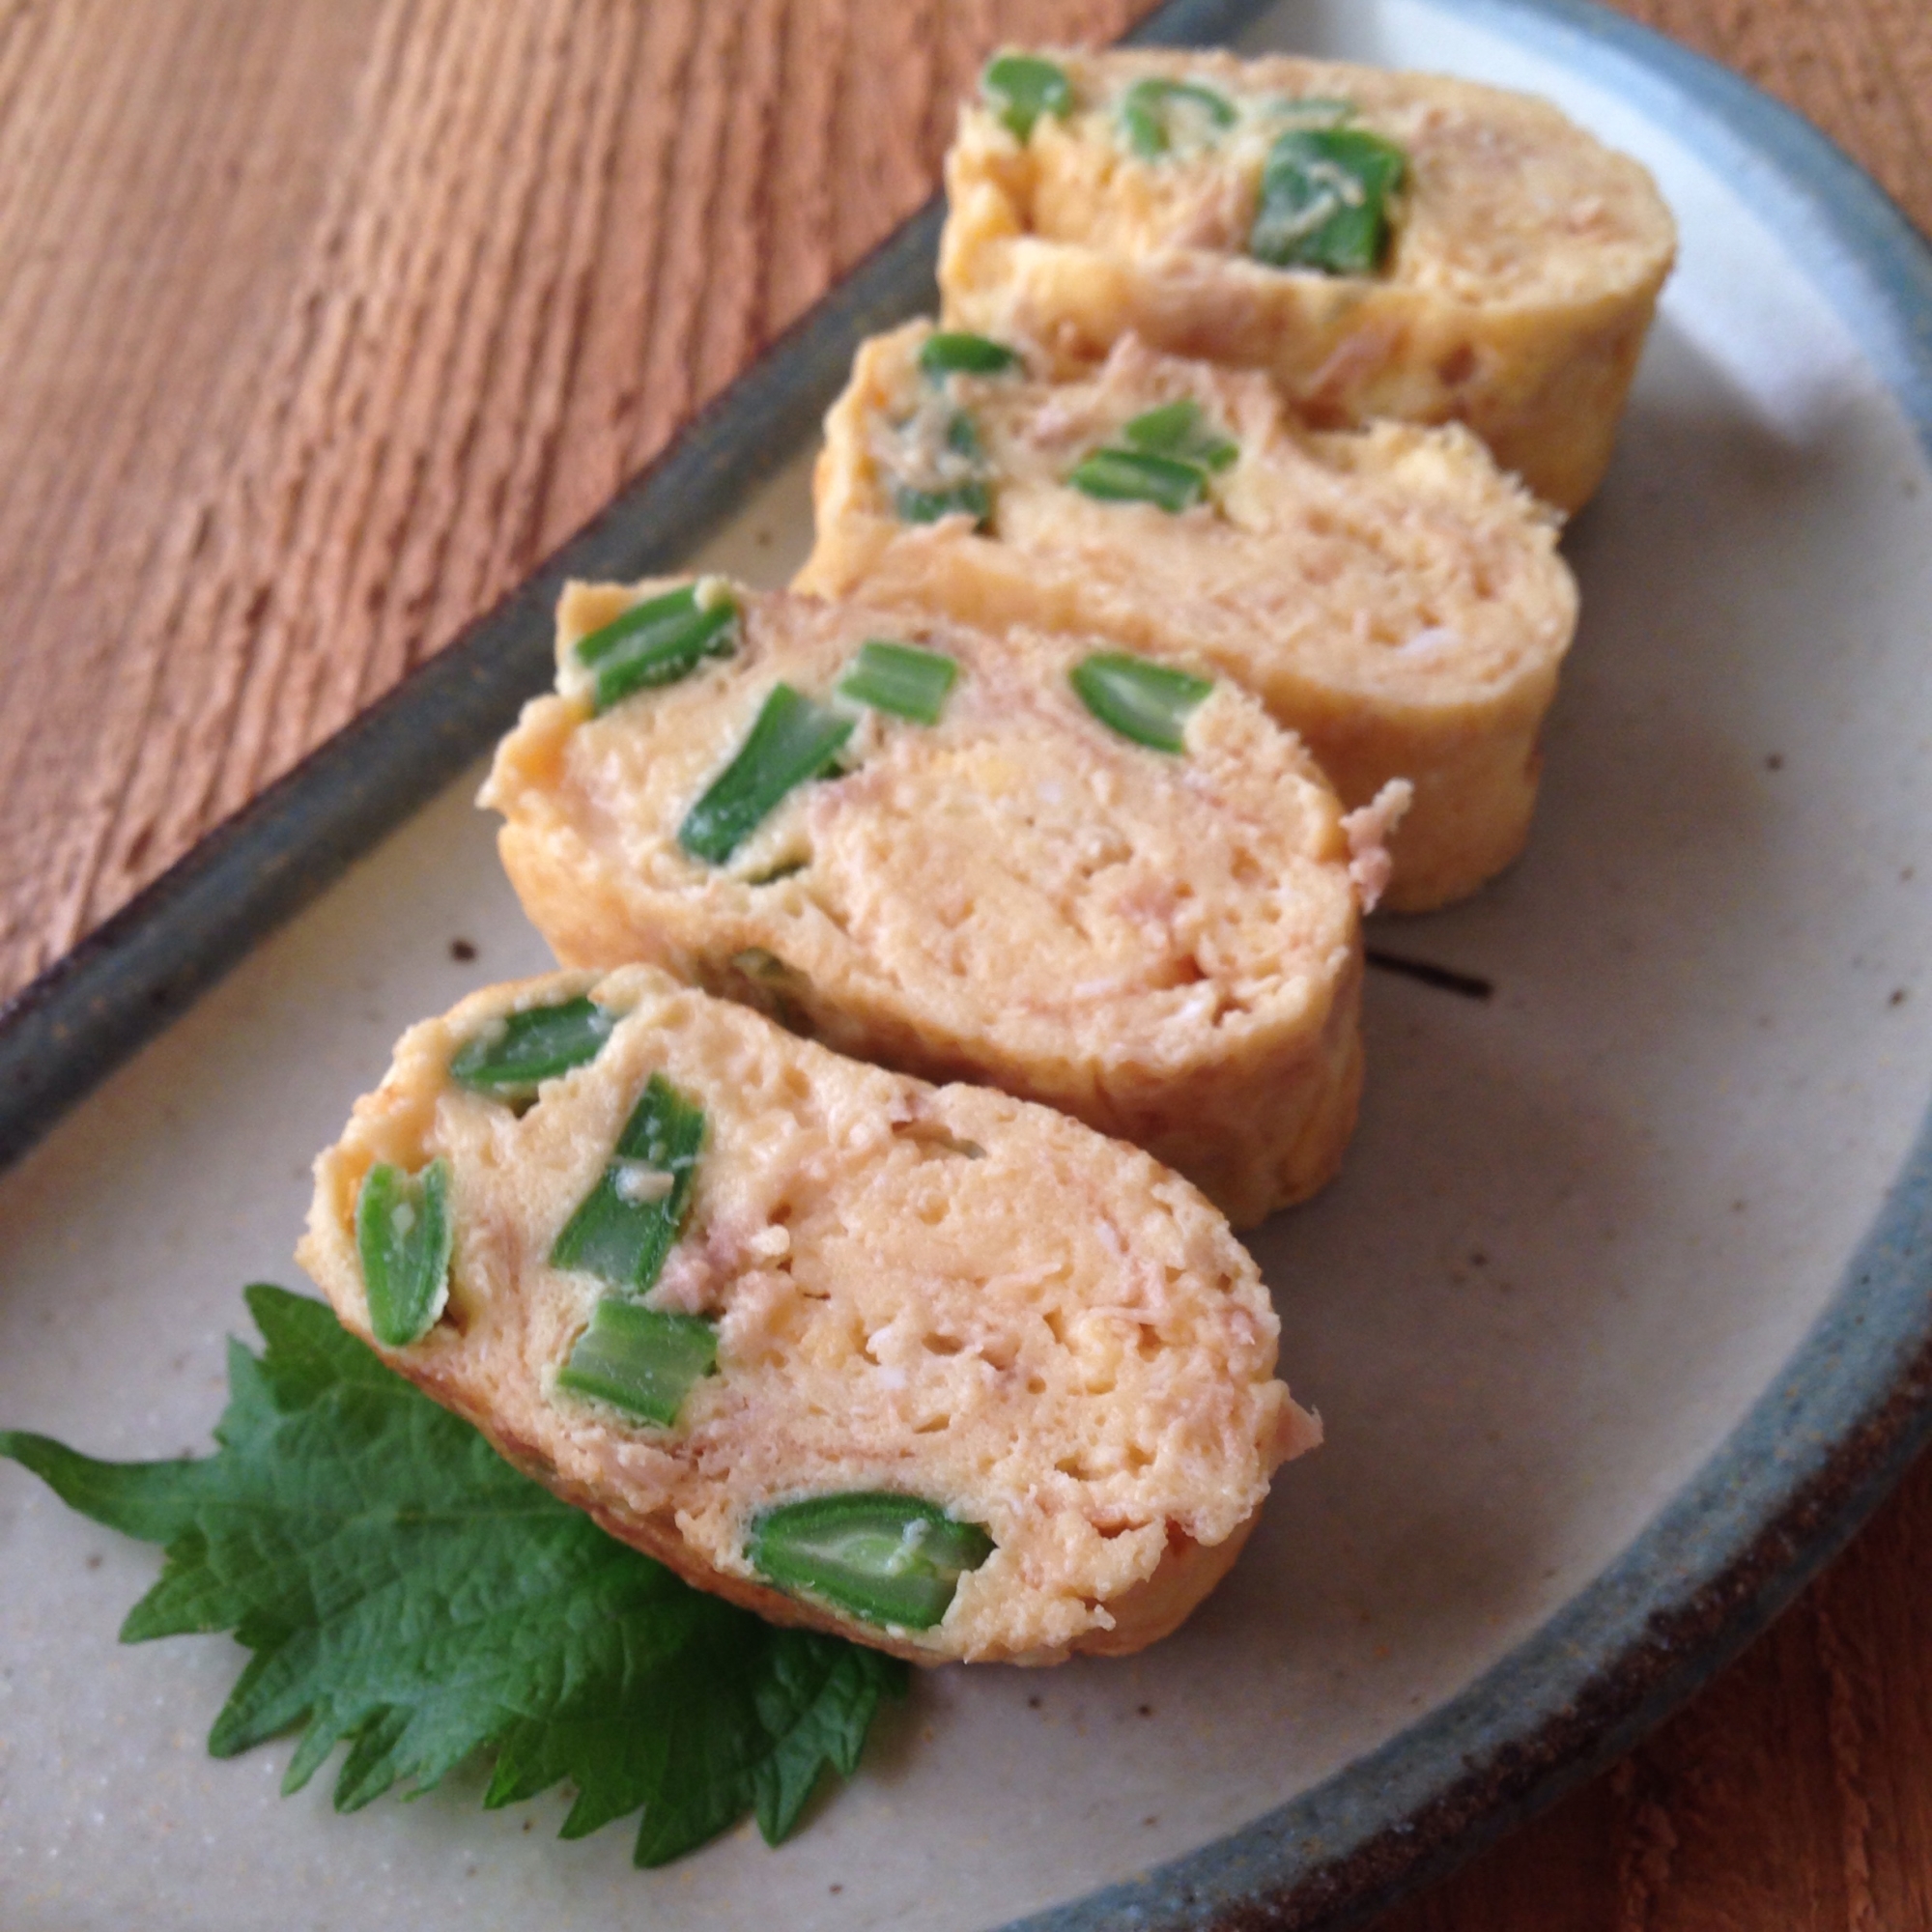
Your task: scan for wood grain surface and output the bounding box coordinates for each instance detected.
[1,2,1929,1925]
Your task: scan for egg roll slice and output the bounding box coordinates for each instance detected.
[801,321,1577,910]
[941,46,1676,512]
[299,966,1318,1665]
[482,580,1383,1226]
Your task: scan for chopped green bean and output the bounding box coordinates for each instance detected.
[893,478,992,527]
[1250,125,1406,274]
[981,53,1071,141]
[572,581,740,714]
[551,1074,705,1293]
[555,1299,718,1427]
[838,640,959,724]
[1071,652,1213,753]
[1119,76,1236,158]
[750,1493,995,1630]
[678,685,856,866]
[448,997,615,1100]
[945,412,985,462]
[356,1158,454,1348]
[919,332,1021,380]
[1065,446,1208,513]
[1122,398,1238,472]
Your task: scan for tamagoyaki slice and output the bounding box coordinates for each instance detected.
[298,966,1319,1664]
[798,320,1577,910]
[943,46,1676,511]
[481,578,1391,1226]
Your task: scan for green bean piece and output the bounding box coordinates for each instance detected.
[893,478,992,527]
[448,997,615,1101]
[1250,125,1406,274]
[550,1074,705,1293]
[1071,652,1213,753]
[945,412,985,462]
[918,332,1021,380]
[1122,398,1238,472]
[554,1300,718,1427]
[1065,446,1208,513]
[981,53,1071,141]
[1119,76,1236,159]
[678,684,857,866]
[749,1493,995,1630]
[838,640,959,724]
[573,582,740,715]
[356,1158,454,1348]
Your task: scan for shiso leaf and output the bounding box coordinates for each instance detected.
[0,1285,904,1866]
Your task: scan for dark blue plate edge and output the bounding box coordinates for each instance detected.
[0,0,1260,1175]
[996,5,1932,1929]
[0,4,1926,1930]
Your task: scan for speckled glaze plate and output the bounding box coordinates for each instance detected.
[5,1,1932,1926]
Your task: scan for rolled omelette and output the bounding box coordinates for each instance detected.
[798,319,1577,910]
[298,965,1319,1664]
[481,577,1394,1226]
[940,46,1676,511]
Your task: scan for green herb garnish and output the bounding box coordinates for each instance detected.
[893,478,992,527]
[679,685,856,865]
[574,582,740,715]
[838,640,959,724]
[449,997,615,1101]
[552,1074,705,1294]
[556,1300,719,1427]
[1071,652,1213,753]
[1065,446,1209,513]
[751,1492,995,1630]
[1119,76,1236,158]
[1122,398,1237,472]
[918,331,1021,380]
[355,1158,452,1348]
[981,53,1071,141]
[0,1286,903,1866]
[1250,125,1406,274]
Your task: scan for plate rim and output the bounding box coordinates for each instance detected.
[2,2,1930,1927]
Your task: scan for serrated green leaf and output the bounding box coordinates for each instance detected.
[0,1430,208,1546]
[0,1284,906,1862]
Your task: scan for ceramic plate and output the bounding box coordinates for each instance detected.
[4,1,1931,1926]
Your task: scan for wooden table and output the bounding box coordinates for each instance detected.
[2,2,1928,1923]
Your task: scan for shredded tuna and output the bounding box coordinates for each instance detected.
[1341,779,1414,912]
